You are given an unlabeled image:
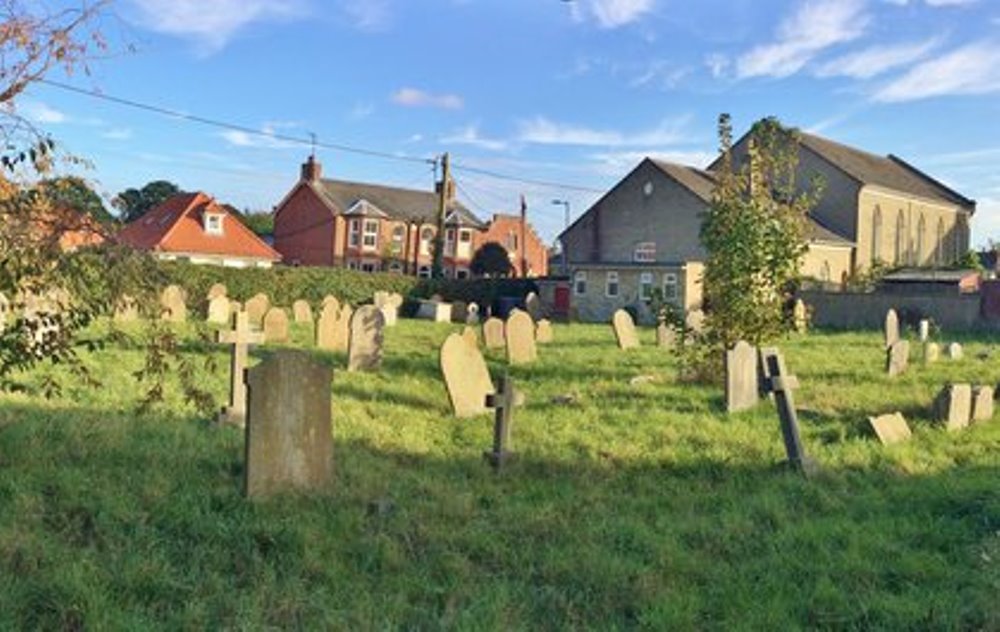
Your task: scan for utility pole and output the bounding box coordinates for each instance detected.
[519,194,528,278]
[552,199,570,276]
[432,152,450,279]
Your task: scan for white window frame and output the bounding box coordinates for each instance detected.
[459,229,472,243]
[420,228,434,256]
[418,265,431,279]
[574,271,587,296]
[205,213,223,236]
[363,219,379,250]
[663,273,679,302]
[361,261,377,273]
[639,272,653,300]
[347,261,359,270]
[388,262,403,274]
[349,219,361,247]
[634,242,656,263]
[605,271,619,298]
[445,228,456,256]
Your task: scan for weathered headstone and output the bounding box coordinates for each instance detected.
[918,319,930,342]
[461,325,479,349]
[886,340,909,377]
[451,300,468,324]
[263,307,289,343]
[685,309,705,335]
[947,342,963,359]
[347,305,385,372]
[933,383,972,431]
[207,283,227,300]
[760,348,817,475]
[867,412,911,445]
[612,309,639,350]
[440,332,495,417]
[113,294,139,323]
[466,302,480,325]
[244,350,333,499]
[483,317,505,350]
[374,292,402,327]
[726,340,759,413]
[656,322,675,349]
[292,300,313,324]
[792,299,808,334]
[316,303,352,352]
[505,309,537,365]
[971,385,994,423]
[884,309,899,349]
[924,342,940,364]
[484,374,518,469]
[524,292,542,321]
[207,295,231,324]
[160,285,187,323]
[245,293,270,328]
[535,319,553,344]
[217,311,264,427]
[322,295,340,311]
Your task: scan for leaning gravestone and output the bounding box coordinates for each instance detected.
[760,348,817,475]
[263,307,289,343]
[483,317,505,350]
[535,319,553,344]
[244,350,333,499]
[207,283,227,300]
[612,309,639,350]
[933,383,972,431]
[440,332,495,417]
[792,299,808,334]
[505,309,537,365]
[884,309,899,349]
[347,305,385,372]
[525,292,542,321]
[918,319,930,342]
[207,295,231,324]
[245,293,270,328]
[726,340,760,413]
[971,385,994,423]
[656,322,675,349]
[886,340,909,377]
[947,342,963,359]
[867,412,912,445]
[292,300,313,324]
[924,342,940,364]
[217,311,264,427]
[160,285,187,323]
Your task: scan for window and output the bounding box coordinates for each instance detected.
[916,215,926,265]
[506,232,519,252]
[363,219,379,249]
[574,271,587,296]
[459,229,472,243]
[361,262,377,273]
[388,262,403,274]
[349,219,361,247]
[639,272,653,300]
[954,215,967,262]
[871,206,882,264]
[663,273,678,302]
[634,242,656,263]
[935,218,945,264]
[391,225,405,254]
[204,213,223,235]
[820,261,831,283]
[420,227,434,256]
[894,210,905,265]
[445,228,456,256]
[456,268,469,279]
[347,261,359,270]
[605,271,619,298]
[418,265,431,279]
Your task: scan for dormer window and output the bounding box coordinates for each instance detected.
[204,213,224,235]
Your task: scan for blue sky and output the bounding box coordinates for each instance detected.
[19,0,1000,245]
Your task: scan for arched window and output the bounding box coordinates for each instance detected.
[820,261,831,283]
[419,227,434,256]
[871,206,882,264]
[935,218,945,265]
[954,214,968,262]
[894,210,905,265]
[916,215,926,265]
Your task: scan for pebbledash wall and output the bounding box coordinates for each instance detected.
[801,290,991,331]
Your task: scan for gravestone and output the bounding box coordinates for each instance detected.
[263,307,289,343]
[656,322,675,348]
[466,302,480,326]
[867,412,912,445]
[535,319,553,344]
[524,292,542,321]
[316,303,352,352]
[924,342,940,364]
[505,309,537,365]
[886,340,909,377]
[484,374,518,469]
[726,340,759,413]
[217,311,264,427]
[322,295,340,311]
[760,348,817,475]
[245,293,270,328]
[792,299,808,333]
[160,285,187,323]
[451,301,468,324]
[461,325,479,349]
[440,332,494,417]
[947,342,963,359]
[292,300,313,324]
[918,319,930,342]
[113,294,139,323]
[347,305,385,372]
[244,350,333,499]
[207,295,231,324]
[884,309,899,349]
[416,300,452,323]
[971,385,994,423]
[207,283,227,300]
[933,383,972,431]
[374,292,402,327]
[685,309,705,335]
[612,309,639,350]
[483,317,505,349]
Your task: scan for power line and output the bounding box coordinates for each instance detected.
[451,164,605,194]
[453,177,490,216]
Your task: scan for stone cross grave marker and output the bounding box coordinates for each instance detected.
[612,309,639,350]
[886,340,909,377]
[867,412,911,445]
[924,342,940,364]
[466,302,480,325]
[656,322,675,349]
[484,374,518,469]
[483,317,505,349]
[933,383,972,431]
[947,342,963,359]
[884,309,899,349]
[244,350,333,499]
[525,292,542,321]
[207,295,231,324]
[918,319,930,342]
[726,340,759,413]
[535,319,553,344]
[441,332,495,418]
[245,293,270,328]
[292,300,313,324]
[792,299,808,333]
[217,311,265,427]
[263,307,289,343]
[461,325,479,349]
[760,348,817,475]
[505,309,537,365]
[347,305,385,372]
[971,385,994,423]
[207,283,227,300]
[160,285,187,323]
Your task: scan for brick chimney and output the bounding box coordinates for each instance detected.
[301,155,322,182]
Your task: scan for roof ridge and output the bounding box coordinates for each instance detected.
[887,154,976,209]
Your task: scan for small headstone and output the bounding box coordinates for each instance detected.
[217,311,264,427]
[656,322,675,349]
[451,300,468,324]
[484,374,518,469]
[726,340,760,413]
[316,303,352,352]
[535,319,553,344]
[263,307,289,343]
[505,309,537,365]
[207,295,231,324]
[886,340,909,377]
[924,342,940,364]
[933,383,972,431]
[347,305,385,372]
[971,385,994,423]
[466,302,480,326]
[685,309,705,335]
[918,319,930,342]
[483,317,505,349]
[884,309,899,349]
[292,300,313,324]
[612,309,639,350]
[322,295,340,311]
[867,412,911,445]
[245,293,270,328]
[374,291,402,326]
[244,350,333,499]
[113,294,138,323]
[207,283,227,300]
[461,325,479,349]
[440,332,494,417]
[947,342,963,359]
[160,285,187,323]
[524,292,542,321]
[792,299,808,334]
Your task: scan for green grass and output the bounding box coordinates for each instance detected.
[0,320,998,629]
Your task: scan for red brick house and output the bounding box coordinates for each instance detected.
[117,192,280,268]
[273,156,548,278]
[477,213,548,278]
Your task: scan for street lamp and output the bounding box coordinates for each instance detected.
[551,199,570,276]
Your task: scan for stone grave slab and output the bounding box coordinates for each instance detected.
[292,300,313,324]
[535,319,553,344]
[245,293,270,328]
[726,340,760,413]
[792,299,808,333]
[160,285,187,323]
[207,283,227,300]
[417,300,452,323]
[971,385,994,423]
[466,302,480,325]
[934,383,972,431]
[886,340,909,377]
[612,309,639,350]
[867,412,911,445]
[505,309,537,365]
[685,309,706,336]
[947,342,963,359]
[884,308,899,349]
[924,342,940,364]
[207,295,231,324]
[263,307,289,343]
[656,322,675,349]
[347,305,385,372]
[440,332,495,417]
[451,301,468,324]
[483,317,505,349]
[918,319,930,342]
[113,294,138,323]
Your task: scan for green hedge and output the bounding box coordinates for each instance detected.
[411,278,539,310]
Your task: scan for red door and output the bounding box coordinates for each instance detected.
[554,285,570,318]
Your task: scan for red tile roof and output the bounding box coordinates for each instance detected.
[117,192,280,262]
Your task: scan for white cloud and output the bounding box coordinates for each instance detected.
[629,60,692,89]
[128,0,307,53]
[341,0,392,32]
[925,0,979,6]
[704,53,730,79]
[516,116,691,147]
[440,125,507,151]
[348,102,374,121]
[102,128,133,141]
[588,0,655,28]
[971,196,1000,246]
[736,0,870,79]
[588,149,717,176]
[816,38,940,79]
[219,123,297,149]
[19,101,67,124]
[391,87,464,110]
[873,41,1000,101]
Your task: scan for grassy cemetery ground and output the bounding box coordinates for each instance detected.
[0,319,997,629]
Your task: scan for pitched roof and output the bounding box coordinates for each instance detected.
[313,178,484,228]
[806,215,853,246]
[117,192,280,261]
